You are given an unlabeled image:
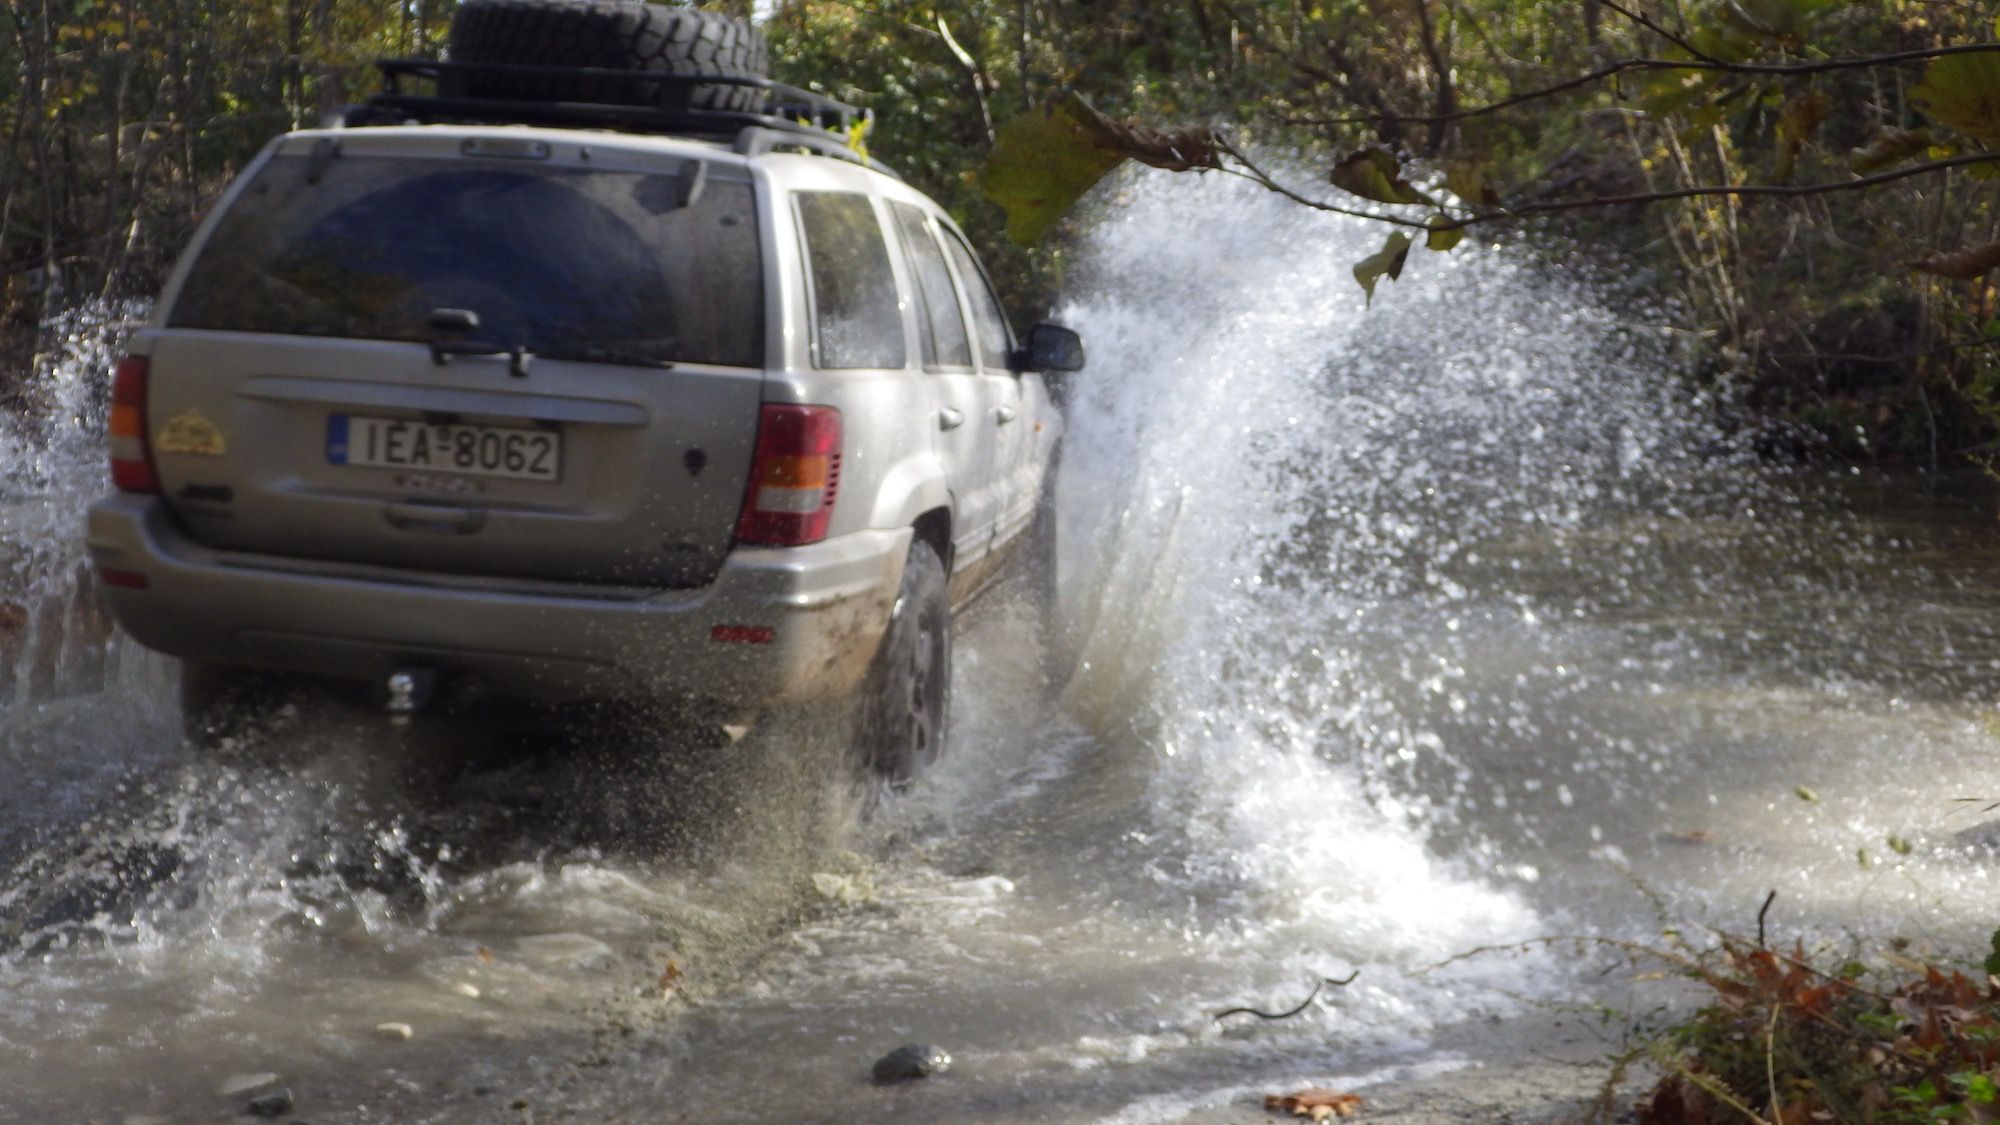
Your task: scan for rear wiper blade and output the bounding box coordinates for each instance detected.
[538,347,675,369]
[429,339,533,378]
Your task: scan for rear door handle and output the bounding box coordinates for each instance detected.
[385,502,486,534]
[995,405,1018,424]
[938,408,965,431]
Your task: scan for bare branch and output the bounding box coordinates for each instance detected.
[1283,43,2000,129]
[1213,137,1439,231]
[1213,972,1360,1022]
[1220,147,2000,234]
[1468,150,2000,225]
[1599,0,1723,64]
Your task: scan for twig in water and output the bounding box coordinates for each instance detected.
[1756,890,1777,950]
[1214,972,1359,1022]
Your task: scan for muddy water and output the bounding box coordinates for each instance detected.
[7,170,2000,1123]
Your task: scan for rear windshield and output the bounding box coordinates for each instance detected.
[169,152,764,368]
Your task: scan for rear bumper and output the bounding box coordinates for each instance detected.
[86,494,907,706]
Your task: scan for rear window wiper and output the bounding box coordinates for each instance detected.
[430,339,533,378]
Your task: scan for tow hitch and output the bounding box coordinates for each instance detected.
[384,668,438,719]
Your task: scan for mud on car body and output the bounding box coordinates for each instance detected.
[86,0,1083,786]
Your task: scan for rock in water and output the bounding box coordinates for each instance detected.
[871,1043,951,1084]
[244,1088,294,1117]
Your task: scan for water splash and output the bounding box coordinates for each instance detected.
[1050,167,1766,1006]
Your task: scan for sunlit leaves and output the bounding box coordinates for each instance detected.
[981,100,1129,246]
[1351,231,1412,305]
[1328,147,1431,206]
[1912,53,2000,148]
[1444,162,1500,208]
[980,94,1220,246]
[1425,218,1464,252]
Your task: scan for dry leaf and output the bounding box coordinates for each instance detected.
[475,946,495,964]
[1265,1087,1364,1119]
[1911,238,2000,280]
[1062,92,1221,173]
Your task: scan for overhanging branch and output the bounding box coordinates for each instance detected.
[1282,43,2000,129]
[1216,144,2000,233]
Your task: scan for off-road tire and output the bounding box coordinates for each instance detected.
[858,540,951,791]
[448,0,770,114]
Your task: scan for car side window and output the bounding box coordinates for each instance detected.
[889,202,973,370]
[939,227,1012,372]
[794,190,907,370]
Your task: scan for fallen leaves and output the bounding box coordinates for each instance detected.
[655,957,683,1000]
[1639,929,2000,1124]
[1265,1087,1364,1120]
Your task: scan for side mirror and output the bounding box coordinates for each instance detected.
[1016,323,1085,373]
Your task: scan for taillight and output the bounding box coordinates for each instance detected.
[736,404,842,546]
[109,356,159,493]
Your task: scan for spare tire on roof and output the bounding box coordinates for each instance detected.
[447,0,769,115]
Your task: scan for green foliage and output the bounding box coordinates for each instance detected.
[3,0,1995,458]
[982,100,1126,246]
[1328,148,1431,207]
[0,0,461,377]
[1642,937,2000,1124]
[1913,54,2000,148]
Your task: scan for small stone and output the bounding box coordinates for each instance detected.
[452,981,482,999]
[871,1043,951,1084]
[217,1074,280,1097]
[374,1021,415,1041]
[244,1088,294,1117]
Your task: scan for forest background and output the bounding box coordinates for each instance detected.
[2,0,1996,461]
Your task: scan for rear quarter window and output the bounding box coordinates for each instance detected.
[940,227,1013,373]
[794,191,906,370]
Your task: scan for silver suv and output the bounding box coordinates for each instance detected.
[84,0,1081,785]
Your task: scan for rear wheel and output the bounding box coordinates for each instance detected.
[857,540,951,791]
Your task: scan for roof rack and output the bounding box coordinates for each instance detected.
[345,58,893,175]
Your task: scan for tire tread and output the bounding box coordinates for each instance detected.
[448,0,768,113]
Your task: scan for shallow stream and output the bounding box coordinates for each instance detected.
[6,169,2000,1122]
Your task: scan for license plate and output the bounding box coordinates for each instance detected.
[326,415,561,482]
